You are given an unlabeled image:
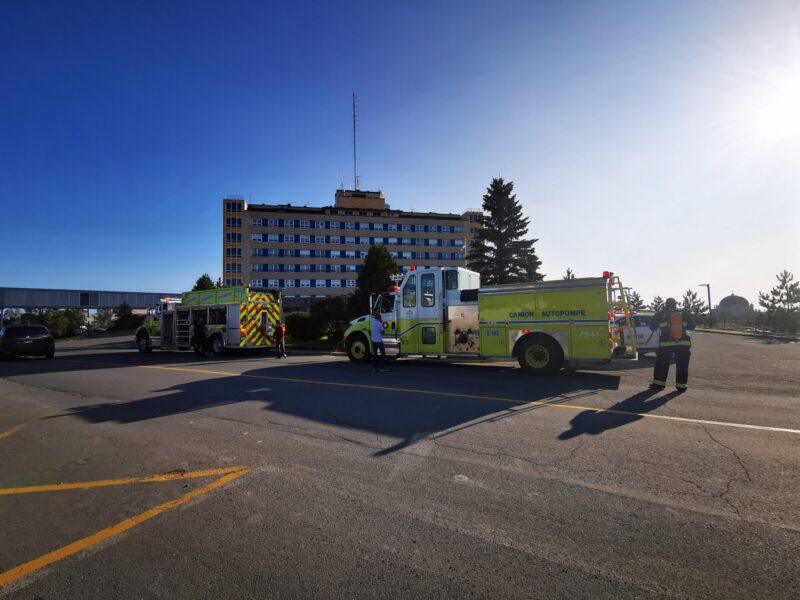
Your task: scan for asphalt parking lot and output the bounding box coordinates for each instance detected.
[1,332,798,599]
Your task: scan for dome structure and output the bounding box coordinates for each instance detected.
[717,294,750,320]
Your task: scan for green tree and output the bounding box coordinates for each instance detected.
[627,290,645,311]
[681,289,708,319]
[352,245,398,315]
[466,178,543,284]
[192,274,216,291]
[650,296,665,312]
[93,308,114,328]
[563,268,575,280]
[309,296,350,341]
[759,270,800,312]
[215,277,224,288]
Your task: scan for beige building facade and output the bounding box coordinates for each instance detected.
[222,190,482,304]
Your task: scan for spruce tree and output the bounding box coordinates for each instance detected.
[628,290,645,310]
[466,178,543,284]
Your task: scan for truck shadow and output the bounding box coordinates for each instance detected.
[557,389,681,440]
[47,358,621,455]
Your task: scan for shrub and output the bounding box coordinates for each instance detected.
[285,311,315,342]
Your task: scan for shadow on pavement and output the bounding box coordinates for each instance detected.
[557,389,680,440]
[40,355,621,455]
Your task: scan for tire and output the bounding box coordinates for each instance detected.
[136,333,152,353]
[346,333,371,364]
[517,335,563,375]
[209,335,225,357]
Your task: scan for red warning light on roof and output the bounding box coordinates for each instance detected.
[409,265,415,271]
[602,271,612,278]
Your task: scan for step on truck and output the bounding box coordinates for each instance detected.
[343,267,637,374]
[135,286,283,356]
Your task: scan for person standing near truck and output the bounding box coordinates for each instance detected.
[370,311,388,372]
[649,297,695,392]
[275,321,287,358]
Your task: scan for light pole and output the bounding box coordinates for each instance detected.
[698,284,712,328]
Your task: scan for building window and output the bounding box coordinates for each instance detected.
[268,264,279,271]
[267,248,279,256]
[299,250,311,257]
[299,235,311,243]
[283,220,295,228]
[226,217,242,228]
[283,264,294,272]
[251,218,262,226]
[428,239,438,246]
[284,279,295,287]
[345,236,356,244]
[225,201,243,212]
[284,234,295,243]
[330,221,340,229]
[427,225,438,233]
[345,250,356,258]
[389,251,399,258]
[401,224,412,232]
[373,223,384,231]
[414,225,424,232]
[225,278,235,286]
[374,237,384,244]
[252,248,263,257]
[330,235,341,244]
[314,235,325,243]
[265,279,277,287]
[453,226,463,233]
[285,249,295,256]
[345,222,355,230]
[359,237,370,245]
[267,234,279,242]
[454,239,464,246]
[299,220,310,228]
[330,264,341,272]
[345,264,357,272]
[401,238,412,245]
[251,233,262,242]
[359,222,370,230]
[300,279,311,288]
[226,247,242,258]
[226,232,242,243]
[346,279,356,288]
[470,227,480,234]
[315,279,326,288]
[387,223,397,231]
[330,250,341,257]
[251,279,263,287]
[299,264,311,271]
[225,263,242,274]
[331,279,342,288]
[402,251,412,259]
[268,218,279,226]
[388,237,398,245]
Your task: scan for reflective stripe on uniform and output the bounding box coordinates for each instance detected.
[659,340,692,347]
[676,383,688,389]
[652,379,666,386]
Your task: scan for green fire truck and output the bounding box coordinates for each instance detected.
[135,286,282,355]
[343,267,636,374]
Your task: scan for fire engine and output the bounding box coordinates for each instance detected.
[343,267,637,374]
[135,286,283,355]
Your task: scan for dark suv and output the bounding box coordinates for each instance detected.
[0,325,55,359]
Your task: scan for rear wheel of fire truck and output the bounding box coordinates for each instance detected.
[136,333,152,353]
[346,333,371,364]
[209,334,225,357]
[517,335,562,375]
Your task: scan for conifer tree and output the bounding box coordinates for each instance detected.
[466,178,543,284]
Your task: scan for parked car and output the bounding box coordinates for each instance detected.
[615,313,659,356]
[0,325,55,359]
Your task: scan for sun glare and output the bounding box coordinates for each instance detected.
[752,67,800,141]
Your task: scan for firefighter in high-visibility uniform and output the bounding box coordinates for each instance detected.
[648,297,695,392]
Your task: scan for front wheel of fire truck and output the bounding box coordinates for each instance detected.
[346,333,371,364]
[136,332,151,353]
[517,335,563,375]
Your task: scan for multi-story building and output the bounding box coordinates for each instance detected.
[222,190,482,307]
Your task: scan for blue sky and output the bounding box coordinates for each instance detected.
[1,0,798,306]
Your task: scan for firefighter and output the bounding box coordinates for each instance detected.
[193,316,207,357]
[648,297,695,392]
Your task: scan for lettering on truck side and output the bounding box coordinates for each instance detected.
[540,310,587,317]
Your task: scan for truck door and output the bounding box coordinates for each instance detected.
[399,274,419,353]
[418,271,443,354]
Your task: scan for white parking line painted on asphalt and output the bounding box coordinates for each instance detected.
[247,388,272,393]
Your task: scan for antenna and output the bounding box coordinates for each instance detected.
[352,91,360,190]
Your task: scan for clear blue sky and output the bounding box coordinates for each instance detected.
[1,0,798,306]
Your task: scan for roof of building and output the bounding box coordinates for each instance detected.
[718,293,749,307]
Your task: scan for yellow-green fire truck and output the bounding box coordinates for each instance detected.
[135,286,282,355]
[343,267,637,374]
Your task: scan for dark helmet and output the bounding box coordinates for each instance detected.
[665,297,677,309]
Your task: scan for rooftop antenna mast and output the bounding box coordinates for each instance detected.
[352,91,360,190]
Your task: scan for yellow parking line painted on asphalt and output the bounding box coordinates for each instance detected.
[131,363,800,436]
[0,424,25,442]
[0,466,247,496]
[0,466,250,588]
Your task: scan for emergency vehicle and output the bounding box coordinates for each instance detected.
[135,286,282,355]
[343,267,637,374]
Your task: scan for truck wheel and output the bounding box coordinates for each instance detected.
[209,335,225,357]
[346,333,371,364]
[136,333,152,353]
[517,335,563,375]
